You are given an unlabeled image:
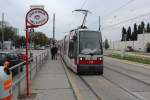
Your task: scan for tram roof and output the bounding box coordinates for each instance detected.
[70,28,100,32]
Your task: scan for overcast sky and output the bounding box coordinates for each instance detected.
[1,0,150,40]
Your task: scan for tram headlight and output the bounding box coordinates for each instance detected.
[97,57,102,61]
[79,57,85,60]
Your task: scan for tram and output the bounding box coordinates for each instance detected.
[61,28,103,74]
[60,9,103,74]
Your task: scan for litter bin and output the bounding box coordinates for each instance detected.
[0,65,12,100]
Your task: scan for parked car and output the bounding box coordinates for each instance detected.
[0,51,22,76]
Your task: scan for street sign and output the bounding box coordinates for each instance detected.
[26,8,49,27]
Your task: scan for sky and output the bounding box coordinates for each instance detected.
[1,0,150,41]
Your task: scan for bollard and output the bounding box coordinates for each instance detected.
[0,66,12,100]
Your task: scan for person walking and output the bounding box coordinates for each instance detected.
[54,45,58,60]
[51,46,55,60]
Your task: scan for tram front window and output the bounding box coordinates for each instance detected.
[79,31,102,55]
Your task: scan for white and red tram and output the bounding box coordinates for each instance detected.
[61,28,103,74]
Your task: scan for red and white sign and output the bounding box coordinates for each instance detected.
[26,8,49,26]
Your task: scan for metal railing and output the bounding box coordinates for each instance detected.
[9,49,49,99]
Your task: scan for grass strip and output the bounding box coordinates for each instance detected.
[107,53,150,64]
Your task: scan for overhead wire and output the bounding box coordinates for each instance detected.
[81,0,88,9]
[87,0,135,29]
[66,0,88,31]
[102,11,150,30]
[101,0,135,19]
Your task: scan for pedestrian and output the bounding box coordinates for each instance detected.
[54,45,58,60]
[51,46,55,60]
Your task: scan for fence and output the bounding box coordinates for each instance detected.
[9,50,49,100]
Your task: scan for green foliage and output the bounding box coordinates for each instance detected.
[121,21,150,41]
[32,32,49,46]
[141,21,145,33]
[0,27,17,41]
[104,39,109,50]
[0,26,49,48]
[146,23,150,33]
[138,25,143,34]
[108,53,150,64]
[121,27,127,41]
[132,23,138,40]
[126,26,131,41]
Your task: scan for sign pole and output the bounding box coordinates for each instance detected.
[25,7,49,97]
[25,19,30,96]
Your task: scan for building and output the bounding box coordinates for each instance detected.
[109,33,150,52]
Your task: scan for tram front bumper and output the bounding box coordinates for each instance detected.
[77,64,103,74]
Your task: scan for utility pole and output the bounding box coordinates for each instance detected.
[99,16,101,31]
[53,13,55,45]
[1,13,4,50]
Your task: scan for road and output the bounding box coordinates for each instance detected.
[61,57,150,100]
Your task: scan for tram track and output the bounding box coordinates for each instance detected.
[59,53,150,100]
[60,57,102,100]
[102,68,142,100]
[60,57,141,100]
[104,64,150,86]
[105,60,150,79]
[79,76,102,100]
[103,64,150,100]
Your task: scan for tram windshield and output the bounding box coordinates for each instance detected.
[79,31,102,55]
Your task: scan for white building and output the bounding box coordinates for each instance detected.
[109,33,150,52]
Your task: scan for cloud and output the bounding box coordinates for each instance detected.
[0,0,150,40]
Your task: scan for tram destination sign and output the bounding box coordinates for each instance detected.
[26,8,49,26]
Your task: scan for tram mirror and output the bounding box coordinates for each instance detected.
[72,36,77,41]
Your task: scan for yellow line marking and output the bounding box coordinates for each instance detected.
[61,60,84,100]
[105,56,150,70]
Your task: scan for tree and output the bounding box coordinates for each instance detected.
[104,39,109,50]
[132,23,138,40]
[146,23,150,33]
[141,21,145,33]
[126,26,131,41]
[137,25,142,34]
[32,32,49,46]
[121,27,127,41]
[0,27,17,42]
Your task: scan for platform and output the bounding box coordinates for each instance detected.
[19,58,75,100]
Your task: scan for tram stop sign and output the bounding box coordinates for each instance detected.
[26,8,49,27]
[25,8,49,96]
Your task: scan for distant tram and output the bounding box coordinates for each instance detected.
[60,28,103,74]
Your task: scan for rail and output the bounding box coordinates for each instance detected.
[9,49,49,100]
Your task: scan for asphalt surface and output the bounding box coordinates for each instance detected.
[62,56,150,100]
[104,57,150,100]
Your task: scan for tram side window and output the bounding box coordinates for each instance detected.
[68,41,75,59]
[68,41,74,58]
